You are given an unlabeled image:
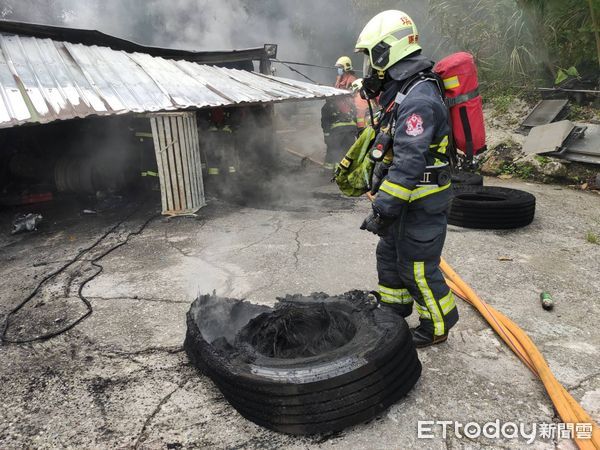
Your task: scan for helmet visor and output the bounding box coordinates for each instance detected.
[362,53,372,78]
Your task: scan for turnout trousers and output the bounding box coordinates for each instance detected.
[324,125,357,171]
[376,207,459,336]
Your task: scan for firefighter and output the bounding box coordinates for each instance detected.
[356,10,459,347]
[331,58,370,134]
[320,56,358,172]
[332,57,372,134]
[203,108,240,198]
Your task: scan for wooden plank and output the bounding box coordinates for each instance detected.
[189,113,205,206]
[176,114,194,209]
[170,115,187,211]
[163,115,181,212]
[150,117,168,213]
[182,113,200,208]
[156,116,175,213]
[186,113,202,208]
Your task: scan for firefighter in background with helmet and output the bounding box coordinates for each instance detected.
[202,108,240,199]
[357,10,458,347]
[334,57,371,133]
[320,56,358,172]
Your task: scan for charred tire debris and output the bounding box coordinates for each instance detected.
[184,291,421,435]
[449,186,536,229]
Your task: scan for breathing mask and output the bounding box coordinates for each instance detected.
[360,53,385,99]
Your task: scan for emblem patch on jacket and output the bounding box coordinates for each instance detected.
[405,113,424,136]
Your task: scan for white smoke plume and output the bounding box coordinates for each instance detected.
[0,0,441,84]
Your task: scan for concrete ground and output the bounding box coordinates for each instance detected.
[1,168,599,449]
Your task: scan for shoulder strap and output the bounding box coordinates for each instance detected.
[379,71,445,134]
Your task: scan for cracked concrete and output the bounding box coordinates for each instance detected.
[0,171,599,449]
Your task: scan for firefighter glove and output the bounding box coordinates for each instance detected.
[360,207,394,237]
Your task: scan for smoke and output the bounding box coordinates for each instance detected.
[0,0,448,208]
[0,0,441,84]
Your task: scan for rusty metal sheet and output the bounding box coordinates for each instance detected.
[0,33,350,129]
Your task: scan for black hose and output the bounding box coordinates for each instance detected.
[271,59,364,75]
[271,59,337,71]
[366,94,375,128]
[271,59,320,84]
[0,209,158,344]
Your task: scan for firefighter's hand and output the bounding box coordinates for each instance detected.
[360,208,393,237]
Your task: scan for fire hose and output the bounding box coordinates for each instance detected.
[440,258,600,450]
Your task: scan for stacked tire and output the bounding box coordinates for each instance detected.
[451,171,483,186]
[449,186,536,229]
[184,293,421,435]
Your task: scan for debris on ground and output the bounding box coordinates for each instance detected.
[480,141,599,184]
[521,99,569,129]
[481,96,600,183]
[540,292,554,311]
[11,213,43,235]
[522,120,580,155]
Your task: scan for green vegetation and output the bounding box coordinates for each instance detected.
[497,161,535,179]
[428,0,600,85]
[586,231,600,244]
[518,0,600,74]
[569,104,600,122]
[534,155,551,166]
[490,94,517,116]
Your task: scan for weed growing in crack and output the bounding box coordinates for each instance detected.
[586,231,599,245]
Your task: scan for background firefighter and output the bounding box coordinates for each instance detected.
[201,108,241,199]
[320,56,358,172]
[357,10,459,348]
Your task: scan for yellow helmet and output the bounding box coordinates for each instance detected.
[335,56,353,72]
[351,78,363,93]
[355,10,421,75]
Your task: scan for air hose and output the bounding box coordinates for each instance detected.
[440,258,600,450]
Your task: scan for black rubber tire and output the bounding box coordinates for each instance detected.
[184,292,421,435]
[211,334,416,407]
[227,370,419,436]
[219,352,420,420]
[186,295,416,396]
[449,186,536,229]
[223,363,422,435]
[451,171,484,186]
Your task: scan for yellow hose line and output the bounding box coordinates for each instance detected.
[447,278,598,436]
[445,279,537,373]
[440,258,600,450]
[446,280,593,442]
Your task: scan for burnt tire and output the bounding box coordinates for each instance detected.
[184,292,421,435]
[451,171,484,186]
[449,185,536,229]
[223,362,422,435]
[211,333,416,408]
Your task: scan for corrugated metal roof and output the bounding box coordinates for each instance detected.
[0,34,348,129]
[0,19,273,65]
